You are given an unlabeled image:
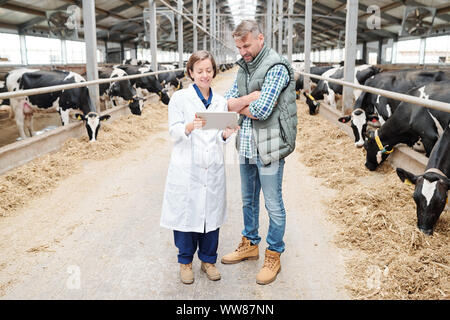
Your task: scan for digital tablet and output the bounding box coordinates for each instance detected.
[195,111,238,130]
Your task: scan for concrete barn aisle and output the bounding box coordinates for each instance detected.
[0,70,348,299]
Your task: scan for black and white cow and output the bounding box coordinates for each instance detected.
[122,58,150,66]
[0,81,10,116]
[116,65,170,105]
[303,64,380,114]
[302,66,341,114]
[5,68,110,142]
[364,81,450,171]
[339,70,450,147]
[295,66,334,99]
[396,123,450,235]
[98,67,143,115]
[158,70,185,91]
[0,81,8,105]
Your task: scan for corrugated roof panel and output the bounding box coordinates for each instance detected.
[100,16,123,28]
[95,0,127,12]
[360,0,394,8]
[119,6,142,18]
[12,0,68,11]
[0,8,35,25]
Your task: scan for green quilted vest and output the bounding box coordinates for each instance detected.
[235,44,298,165]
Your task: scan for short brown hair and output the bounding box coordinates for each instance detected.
[186,50,217,80]
[232,19,262,39]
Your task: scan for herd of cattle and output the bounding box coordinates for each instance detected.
[295,64,449,235]
[0,59,234,142]
[0,59,181,141]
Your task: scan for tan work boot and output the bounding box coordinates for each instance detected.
[201,262,221,281]
[256,249,281,285]
[180,263,194,284]
[221,236,259,264]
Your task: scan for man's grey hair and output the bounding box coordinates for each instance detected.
[232,19,263,39]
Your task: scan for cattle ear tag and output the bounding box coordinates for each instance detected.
[404,179,413,186]
[76,114,83,120]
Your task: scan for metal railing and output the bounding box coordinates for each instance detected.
[298,71,450,114]
[0,68,185,101]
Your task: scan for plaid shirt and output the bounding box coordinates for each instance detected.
[225,64,290,158]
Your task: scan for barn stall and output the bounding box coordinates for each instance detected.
[0,0,449,300]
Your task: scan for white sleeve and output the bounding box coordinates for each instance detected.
[168,93,191,143]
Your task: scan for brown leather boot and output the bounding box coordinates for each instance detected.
[256,249,281,285]
[201,262,221,281]
[221,236,259,264]
[180,263,194,284]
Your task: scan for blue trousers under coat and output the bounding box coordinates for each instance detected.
[173,228,219,264]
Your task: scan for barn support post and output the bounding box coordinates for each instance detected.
[303,0,312,92]
[214,0,217,57]
[277,0,282,54]
[61,39,67,65]
[287,0,293,63]
[104,40,108,63]
[217,8,220,64]
[19,34,28,66]
[362,41,367,64]
[377,39,382,64]
[266,0,272,49]
[120,42,125,63]
[193,0,198,53]
[203,0,207,50]
[82,0,100,112]
[177,0,184,68]
[148,0,158,71]
[419,37,426,65]
[342,0,358,115]
[210,0,215,58]
[272,0,277,49]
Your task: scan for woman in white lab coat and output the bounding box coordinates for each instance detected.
[160,51,237,284]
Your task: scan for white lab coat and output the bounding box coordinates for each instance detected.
[160,84,230,233]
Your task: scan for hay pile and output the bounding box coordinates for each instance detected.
[0,100,168,217]
[296,101,449,299]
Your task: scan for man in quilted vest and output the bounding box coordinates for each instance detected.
[221,20,298,285]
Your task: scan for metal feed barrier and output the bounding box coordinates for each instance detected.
[0,68,185,101]
[297,71,450,114]
[297,71,450,175]
[0,68,187,175]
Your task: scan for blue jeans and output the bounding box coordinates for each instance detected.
[173,228,219,264]
[239,155,286,253]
